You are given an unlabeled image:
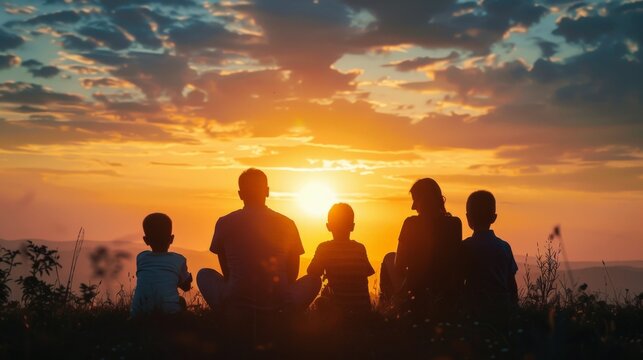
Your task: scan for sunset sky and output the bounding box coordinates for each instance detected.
[0,0,641,262]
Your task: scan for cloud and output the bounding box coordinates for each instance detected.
[0,28,24,51]
[60,34,98,51]
[552,1,643,47]
[433,165,643,193]
[109,7,169,49]
[81,77,131,88]
[0,82,83,105]
[0,54,20,69]
[78,21,133,50]
[236,143,422,170]
[28,65,61,78]
[80,50,196,100]
[23,10,84,25]
[168,19,255,54]
[346,0,548,54]
[0,117,190,150]
[384,51,460,72]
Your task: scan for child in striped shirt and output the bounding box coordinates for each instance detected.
[307,203,375,314]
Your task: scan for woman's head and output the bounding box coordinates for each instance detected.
[410,178,446,216]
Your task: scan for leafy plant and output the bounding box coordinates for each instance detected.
[0,247,21,305]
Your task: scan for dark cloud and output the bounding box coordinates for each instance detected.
[81,77,127,88]
[0,82,83,105]
[553,1,643,47]
[228,0,360,97]
[109,7,168,49]
[61,34,98,51]
[0,28,24,51]
[21,59,43,68]
[0,54,20,70]
[345,0,548,54]
[0,117,190,150]
[384,51,459,72]
[82,51,196,100]
[29,65,61,78]
[95,0,196,10]
[535,39,558,58]
[78,21,132,50]
[23,10,84,25]
[168,20,256,54]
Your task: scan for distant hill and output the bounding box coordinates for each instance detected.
[1,239,641,302]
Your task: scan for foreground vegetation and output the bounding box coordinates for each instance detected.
[0,234,642,359]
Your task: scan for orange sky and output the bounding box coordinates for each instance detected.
[0,0,641,261]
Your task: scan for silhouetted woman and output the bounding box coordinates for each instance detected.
[379,178,462,315]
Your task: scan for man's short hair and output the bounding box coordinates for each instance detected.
[143,213,172,238]
[238,168,268,192]
[466,190,496,217]
[328,203,354,227]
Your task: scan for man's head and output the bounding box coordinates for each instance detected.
[327,203,355,236]
[466,190,497,232]
[238,168,269,206]
[142,212,174,252]
[410,178,446,216]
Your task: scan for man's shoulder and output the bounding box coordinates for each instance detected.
[219,209,244,220]
[266,207,295,223]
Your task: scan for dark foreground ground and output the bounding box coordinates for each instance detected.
[0,302,642,360]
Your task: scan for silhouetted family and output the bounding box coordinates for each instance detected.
[130,168,518,329]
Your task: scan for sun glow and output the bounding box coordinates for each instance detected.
[296,182,338,217]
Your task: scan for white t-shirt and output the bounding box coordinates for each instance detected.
[131,251,191,316]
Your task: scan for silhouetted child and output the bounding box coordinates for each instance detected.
[131,213,192,317]
[461,191,518,321]
[307,203,375,314]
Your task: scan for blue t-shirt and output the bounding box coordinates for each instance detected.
[461,230,518,295]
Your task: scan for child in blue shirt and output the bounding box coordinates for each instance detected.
[461,191,518,319]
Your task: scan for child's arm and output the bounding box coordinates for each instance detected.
[178,259,193,291]
[307,245,325,277]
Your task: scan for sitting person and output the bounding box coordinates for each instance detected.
[461,190,518,321]
[379,178,462,315]
[131,213,192,317]
[307,203,375,315]
[197,168,321,313]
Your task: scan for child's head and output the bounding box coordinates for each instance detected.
[326,203,355,237]
[142,213,174,252]
[466,190,497,232]
[410,178,447,216]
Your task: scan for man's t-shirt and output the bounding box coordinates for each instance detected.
[395,214,462,295]
[461,230,518,296]
[307,240,375,311]
[210,205,305,309]
[131,251,191,316]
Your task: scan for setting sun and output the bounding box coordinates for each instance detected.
[296,182,338,217]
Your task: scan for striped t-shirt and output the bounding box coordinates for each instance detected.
[307,239,375,312]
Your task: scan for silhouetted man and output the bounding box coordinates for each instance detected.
[197,168,321,314]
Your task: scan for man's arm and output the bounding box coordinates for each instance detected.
[509,276,518,305]
[287,252,299,283]
[218,250,229,281]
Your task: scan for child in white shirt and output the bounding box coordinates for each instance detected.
[131,213,192,316]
